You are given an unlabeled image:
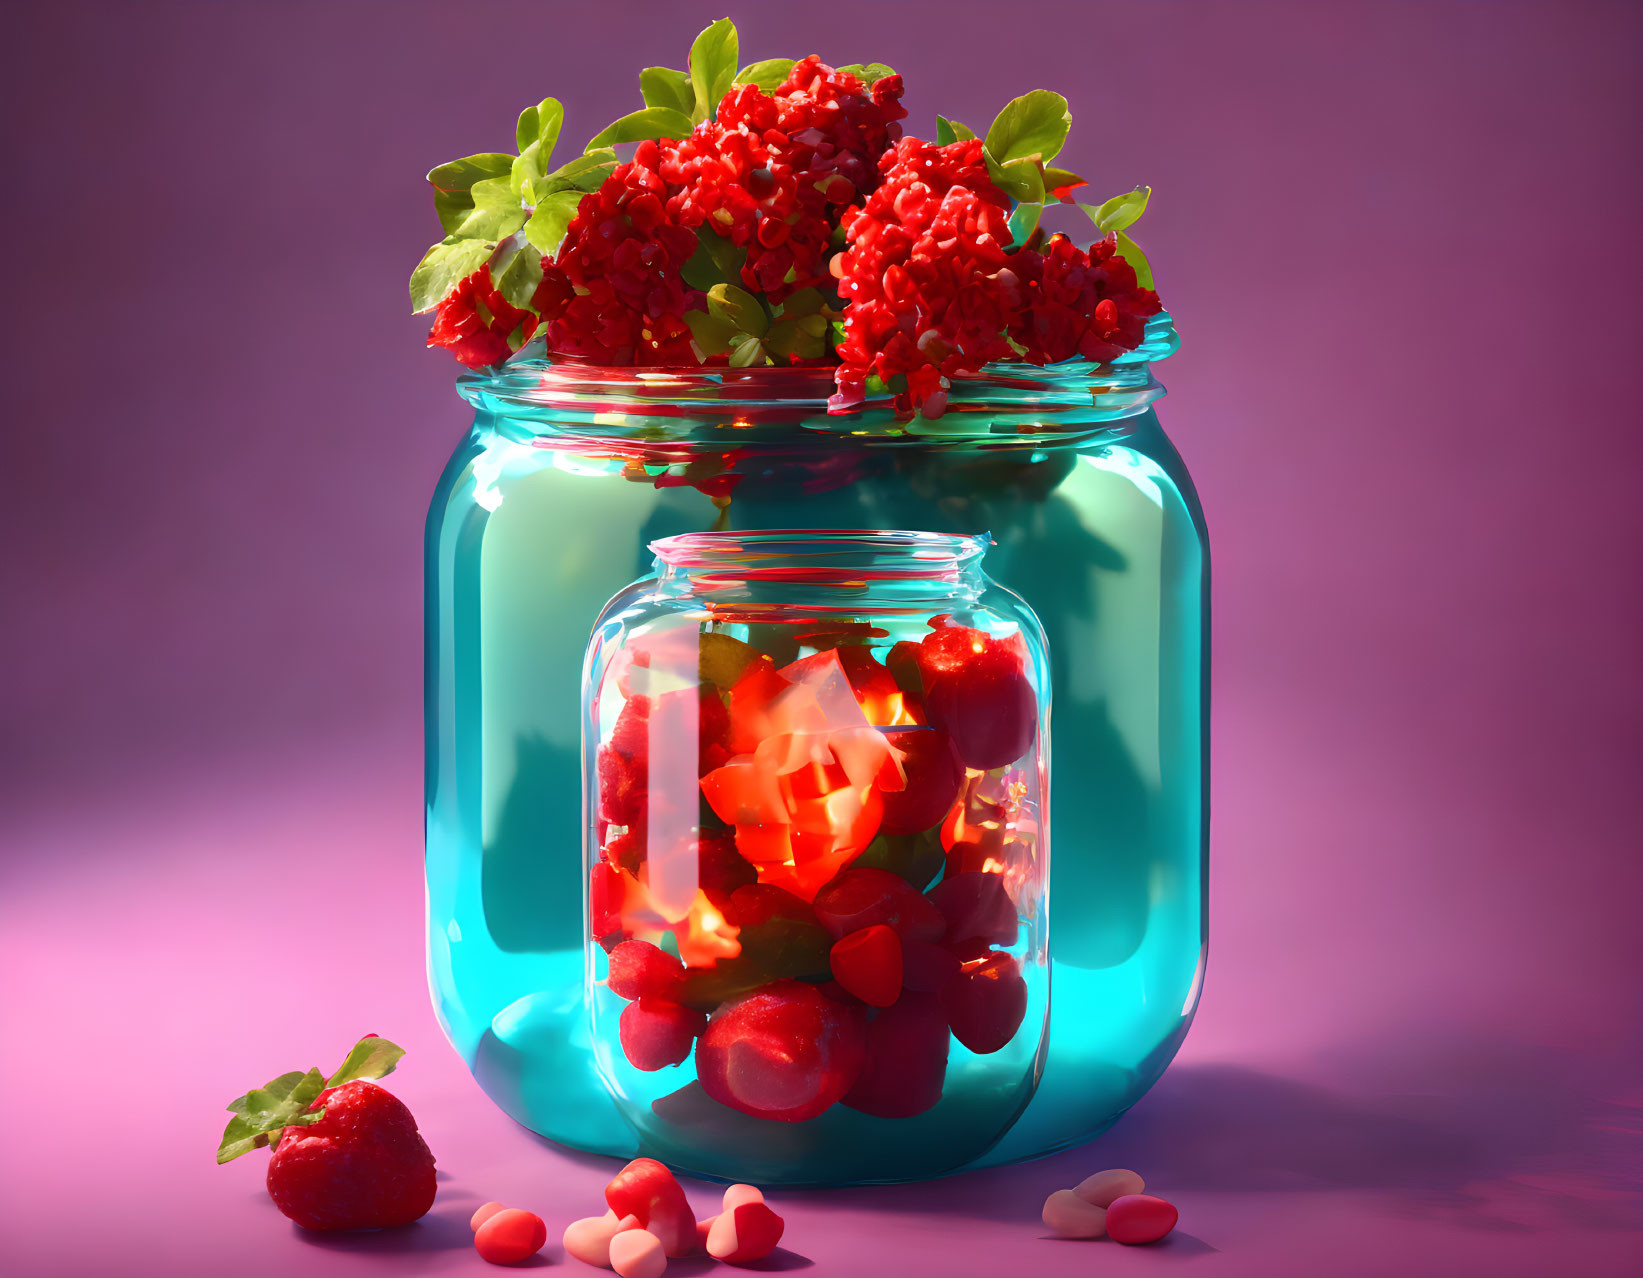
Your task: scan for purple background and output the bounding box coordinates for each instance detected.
[2,2,1640,1275]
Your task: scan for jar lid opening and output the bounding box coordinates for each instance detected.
[651,530,989,580]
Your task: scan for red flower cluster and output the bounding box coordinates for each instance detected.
[830,138,1018,416]
[1009,233,1162,365]
[531,145,702,365]
[427,267,539,369]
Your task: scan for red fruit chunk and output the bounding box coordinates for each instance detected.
[941,951,1028,1055]
[878,728,964,834]
[474,1208,547,1265]
[705,1201,786,1264]
[470,1201,507,1232]
[828,924,903,1007]
[724,883,815,928]
[698,832,758,903]
[917,626,1038,770]
[900,938,963,993]
[619,998,706,1071]
[1106,1194,1179,1245]
[697,980,867,1122]
[929,872,1019,948]
[597,743,648,826]
[590,862,627,942]
[265,1081,436,1231]
[605,1157,698,1257]
[812,867,945,943]
[842,992,950,1118]
[607,939,687,1001]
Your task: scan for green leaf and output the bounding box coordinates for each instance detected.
[987,153,1045,204]
[586,106,694,150]
[514,97,564,157]
[1115,230,1155,290]
[491,242,544,309]
[684,307,740,356]
[688,18,739,122]
[733,58,794,91]
[325,1035,406,1088]
[1007,201,1042,247]
[837,62,896,85]
[727,334,768,367]
[217,1036,409,1164]
[444,186,526,242]
[707,283,768,338]
[524,190,584,254]
[681,227,748,291]
[218,1067,327,1163]
[935,115,976,146]
[434,188,475,236]
[427,153,514,193]
[640,66,694,115]
[543,150,616,194]
[1090,185,1151,233]
[1042,166,1088,200]
[409,237,495,313]
[764,306,829,360]
[984,89,1071,165]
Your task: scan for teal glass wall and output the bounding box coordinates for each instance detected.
[426,314,1206,1180]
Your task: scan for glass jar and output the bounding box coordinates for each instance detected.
[425,311,1206,1177]
[583,531,1049,1184]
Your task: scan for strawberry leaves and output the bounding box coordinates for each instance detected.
[689,18,739,123]
[216,1035,405,1164]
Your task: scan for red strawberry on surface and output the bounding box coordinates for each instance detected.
[267,1081,437,1231]
[217,1035,435,1233]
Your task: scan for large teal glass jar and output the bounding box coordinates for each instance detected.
[426,312,1206,1180]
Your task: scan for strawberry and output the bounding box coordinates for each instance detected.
[217,1035,436,1232]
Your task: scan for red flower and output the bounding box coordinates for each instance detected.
[830,138,1018,416]
[426,267,538,369]
[1007,234,1161,365]
[532,142,703,366]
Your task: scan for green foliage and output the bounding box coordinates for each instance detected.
[586,106,693,150]
[410,238,495,313]
[426,153,514,193]
[1089,185,1150,232]
[837,62,896,85]
[689,18,739,122]
[987,153,1046,204]
[1041,165,1087,200]
[1115,230,1155,289]
[639,66,694,115]
[935,115,976,146]
[984,90,1071,165]
[682,227,748,291]
[491,242,544,308]
[1007,201,1042,247]
[524,191,584,254]
[216,1036,406,1165]
[734,58,795,91]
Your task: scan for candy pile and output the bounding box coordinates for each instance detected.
[593,617,1042,1123]
[557,1159,784,1273]
[411,18,1164,419]
[1041,1168,1179,1246]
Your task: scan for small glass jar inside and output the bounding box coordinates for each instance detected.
[582,530,1050,1185]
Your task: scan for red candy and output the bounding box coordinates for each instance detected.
[828,924,903,1007]
[605,1158,698,1257]
[916,625,1038,770]
[941,951,1028,1054]
[474,1208,548,1265]
[929,872,1019,949]
[619,998,706,1071]
[878,727,965,835]
[812,867,944,943]
[705,1201,786,1264]
[842,992,950,1118]
[696,980,866,1122]
[900,938,962,993]
[1105,1193,1179,1245]
[470,1201,507,1232]
[607,939,687,1001]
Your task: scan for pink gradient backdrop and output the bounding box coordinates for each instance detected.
[2,3,1639,1275]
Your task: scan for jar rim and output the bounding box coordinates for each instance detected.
[651,529,989,577]
[458,312,1180,445]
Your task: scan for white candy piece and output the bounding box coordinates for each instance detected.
[1042,1188,1108,1238]
[563,1212,641,1269]
[1073,1168,1145,1208]
[721,1184,765,1212]
[609,1228,667,1278]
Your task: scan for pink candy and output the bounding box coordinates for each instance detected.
[609,1228,667,1278]
[1043,1169,1177,1246]
[563,1211,641,1267]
